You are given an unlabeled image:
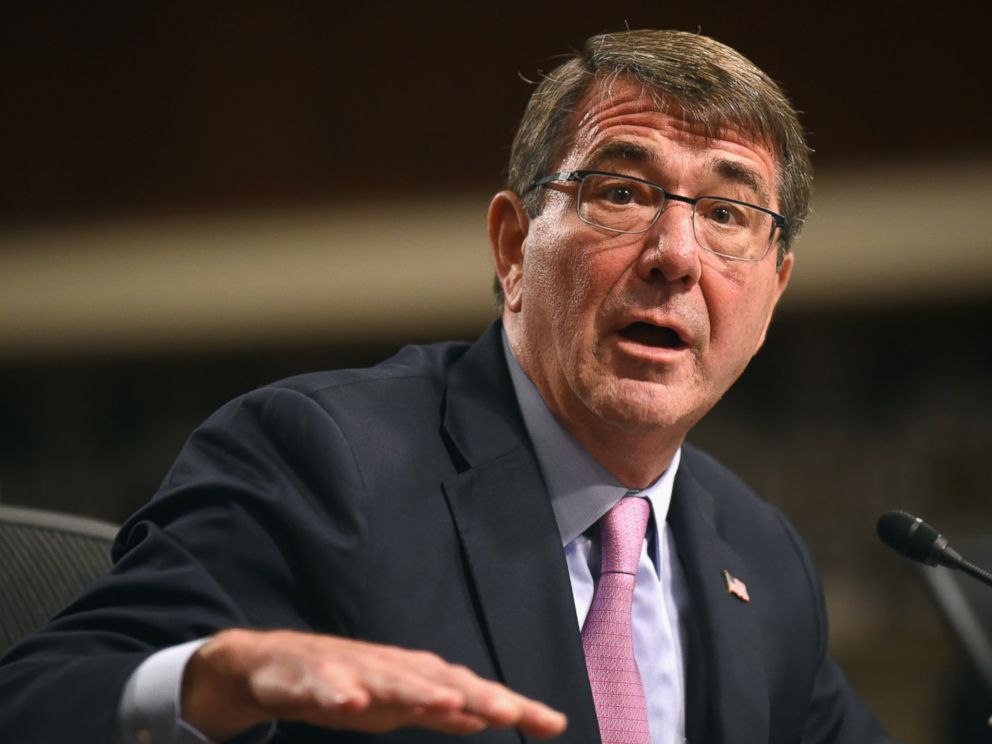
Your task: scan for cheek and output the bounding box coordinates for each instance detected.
[701,252,751,288]
[703,269,777,359]
[551,243,634,344]
[524,205,638,340]
[525,226,589,323]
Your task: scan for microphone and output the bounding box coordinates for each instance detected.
[877,510,992,589]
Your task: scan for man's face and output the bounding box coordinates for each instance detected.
[494,79,793,460]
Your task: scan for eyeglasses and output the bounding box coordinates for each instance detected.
[527,170,787,262]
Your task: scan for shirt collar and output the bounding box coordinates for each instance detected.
[501,330,680,546]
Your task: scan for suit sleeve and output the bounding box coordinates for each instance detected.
[0,386,368,743]
[801,656,899,743]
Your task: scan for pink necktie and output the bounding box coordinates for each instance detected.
[581,496,651,744]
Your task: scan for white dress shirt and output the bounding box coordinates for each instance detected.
[503,334,689,744]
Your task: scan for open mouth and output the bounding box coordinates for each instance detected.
[619,321,687,350]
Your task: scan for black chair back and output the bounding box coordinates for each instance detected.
[0,504,118,655]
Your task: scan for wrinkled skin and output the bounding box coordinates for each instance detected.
[491,78,793,488]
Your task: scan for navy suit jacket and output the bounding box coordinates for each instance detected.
[0,323,893,743]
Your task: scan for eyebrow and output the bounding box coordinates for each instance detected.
[584,141,656,169]
[710,158,770,205]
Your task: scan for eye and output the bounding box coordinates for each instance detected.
[710,205,734,224]
[607,186,635,205]
[584,175,653,207]
[698,199,753,229]
[578,174,661,232]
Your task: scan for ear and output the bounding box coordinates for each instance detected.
[487,190,529,313]
[754,250,794,351]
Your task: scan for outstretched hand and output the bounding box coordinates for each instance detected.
[180,629,568,741]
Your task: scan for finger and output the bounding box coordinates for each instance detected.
[463,683,567,736]
[431,667,568,737]
[356,663,466,712]
[334,655,538,736]
[298,658,471,733]
[404,705,490,735]
[512,698,569,738]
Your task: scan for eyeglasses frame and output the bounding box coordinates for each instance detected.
[526,169,788,262]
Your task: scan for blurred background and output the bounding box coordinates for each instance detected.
[1,2,990,741]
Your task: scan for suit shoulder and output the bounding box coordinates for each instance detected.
[188,338,474,443]
[680,443,763,506]
[264,338,473,399]
[679,442,826,633]
[679,442,806,552]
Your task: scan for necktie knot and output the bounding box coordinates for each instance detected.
[599,496,650,576]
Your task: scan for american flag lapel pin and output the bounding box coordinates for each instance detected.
[723,569,750,603]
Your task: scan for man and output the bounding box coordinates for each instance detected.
[0,29,896,744]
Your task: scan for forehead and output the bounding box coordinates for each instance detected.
[562,78,779,200]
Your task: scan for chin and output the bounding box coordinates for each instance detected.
[582,377,707,436]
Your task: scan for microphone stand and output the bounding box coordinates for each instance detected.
[916,550,992,735]
[952,558,992,591]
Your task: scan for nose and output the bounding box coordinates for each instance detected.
[634,202,702,288]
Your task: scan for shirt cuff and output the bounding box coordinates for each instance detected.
[117,638,276,744]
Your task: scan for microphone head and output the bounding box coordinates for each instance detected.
[876,510,944,566]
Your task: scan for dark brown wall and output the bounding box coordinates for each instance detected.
[4,1,991,225]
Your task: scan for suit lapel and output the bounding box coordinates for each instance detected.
[669,458,769,744]
[439,327,772,743]
[441,325,600,744]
